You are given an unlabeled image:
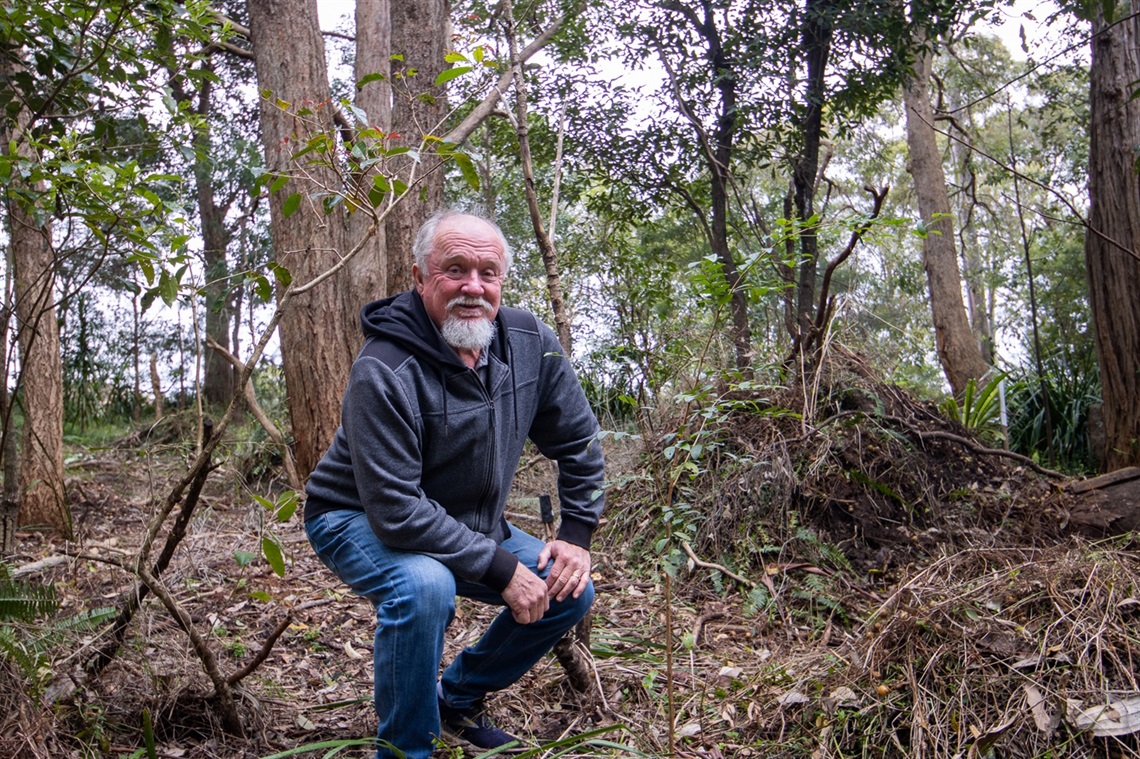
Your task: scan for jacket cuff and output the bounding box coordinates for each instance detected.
[481,546,519,593]
[556,517,595,551]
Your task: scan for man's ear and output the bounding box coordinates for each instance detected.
[412,263,424,292]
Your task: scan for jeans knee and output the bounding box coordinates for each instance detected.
[559,580,595,625]
[386,559,456,625]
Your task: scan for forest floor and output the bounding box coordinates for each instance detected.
[3,362,1140,758]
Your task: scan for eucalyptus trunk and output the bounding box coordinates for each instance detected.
[384,0,448,293]
[9,188,68,536]
[1085,7,1140,470]
[249,0,353,477]
[2,52,69,537]
[344,0,391,332]
[903,42,990,397]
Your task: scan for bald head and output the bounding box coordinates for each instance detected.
[412,209,513,274]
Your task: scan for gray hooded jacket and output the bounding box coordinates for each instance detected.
[304,289,605,592]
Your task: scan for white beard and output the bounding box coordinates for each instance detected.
[441,314,494,351]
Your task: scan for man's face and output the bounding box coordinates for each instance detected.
[413,216,506,347]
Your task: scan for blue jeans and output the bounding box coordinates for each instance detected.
[305,510,595,759]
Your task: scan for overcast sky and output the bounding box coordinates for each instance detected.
[315,0,1066,63]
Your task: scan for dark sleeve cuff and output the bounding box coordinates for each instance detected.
[481,546,519,592]
[556,517,595,551]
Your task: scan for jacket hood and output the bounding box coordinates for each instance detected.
[359,289,510,370]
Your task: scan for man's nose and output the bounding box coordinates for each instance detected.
[459,270,485,293]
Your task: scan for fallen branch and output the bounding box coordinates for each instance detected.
[681,541,754,588]
[227,613,294,686]
[87,421,215,675]
[906,425,1066,480]
[136,565,244,736]
[10,555,70,578]
[691,611,725,648]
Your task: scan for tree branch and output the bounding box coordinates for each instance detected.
[227,613,294,686]
[442,7,576,145]
[205,336,302,491]
[812,184,888,335]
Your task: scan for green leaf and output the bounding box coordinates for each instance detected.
[282,193,301,217]
[253,273,272,302]
[269,261,293,288]
[233,550,258,567]
[435,66,472,86]
[253,494,275,511]
[262,535,286,577]
[269,174,289,193]
[345,103,369,125]
[356,71,387,89]
[158,270,179,306]
[275,491,299,523]
[249,591,273,603]
[452,152,480,191]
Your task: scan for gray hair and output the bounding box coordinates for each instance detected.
[412,208,513,273]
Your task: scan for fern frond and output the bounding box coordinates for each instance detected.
[0,578,58,621]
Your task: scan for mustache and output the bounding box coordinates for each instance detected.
[446,296,494,314]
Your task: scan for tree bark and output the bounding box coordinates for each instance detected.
[947,94,994,365]
[903,43,990,397]
[2,56,69,536]
[344,0,391,332]
[385,0,448,293]
[151,353,164,421]
[249,0,353,477]
[9,193,68,535]
[706,9,752,375]
[1085,8,1140,470]
[791,0,831,347]
[0,291,16,555]
[194,82,237,407]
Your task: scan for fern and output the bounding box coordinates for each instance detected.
[0,625,48,691]
[794,526,854,572]
[0,562,113,696]
[0,577,58,621]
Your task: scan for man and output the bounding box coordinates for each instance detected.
[303,209,605,759]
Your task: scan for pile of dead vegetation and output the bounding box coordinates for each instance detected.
[597,346,1140,756]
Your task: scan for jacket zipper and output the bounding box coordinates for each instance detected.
[473,369,497,532]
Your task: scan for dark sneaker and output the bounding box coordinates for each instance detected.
[438,698,521,752]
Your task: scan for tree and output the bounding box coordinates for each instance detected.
[651,0,754,373]
[1084,3,1140,470]
[384,0,449,295]
[247,0,572,475]
[2,39,67,536]
[903,29,991,396]
[248,0,355,478]
[3,122,68,536]
[344,0,392,336]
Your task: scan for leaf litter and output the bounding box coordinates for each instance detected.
[0,351,1137,757]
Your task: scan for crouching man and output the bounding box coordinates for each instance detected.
[303,209,605,758]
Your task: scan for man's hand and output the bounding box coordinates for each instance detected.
[501,562,550,624]
[538,540,591,603]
